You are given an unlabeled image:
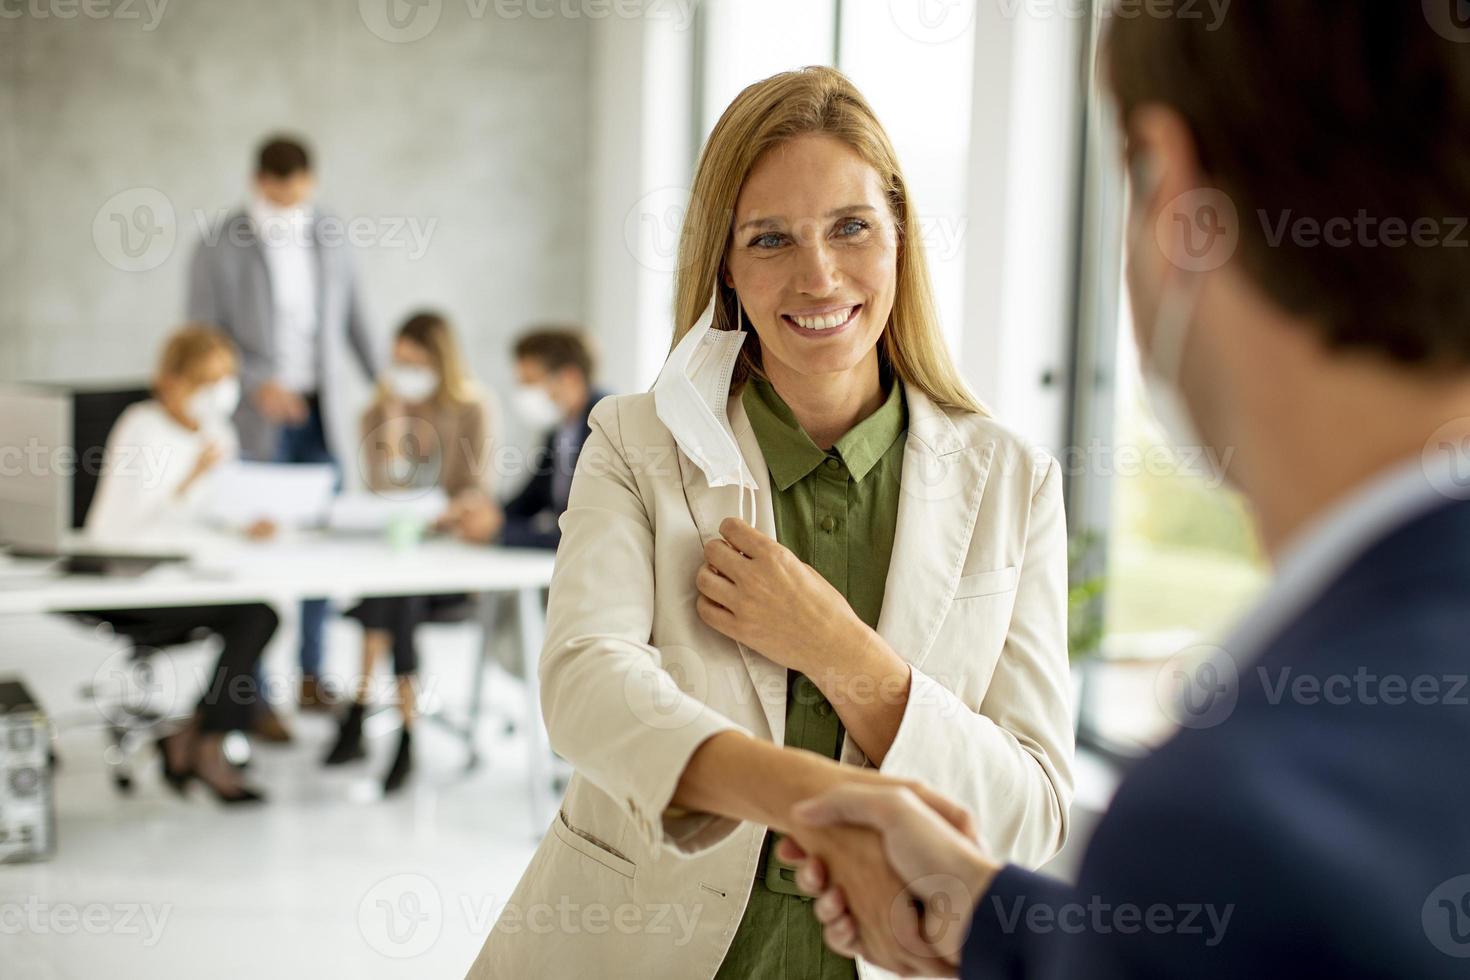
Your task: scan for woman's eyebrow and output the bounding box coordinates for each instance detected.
[735,204,879,233]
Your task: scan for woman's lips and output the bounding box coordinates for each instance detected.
[781,304,862,337]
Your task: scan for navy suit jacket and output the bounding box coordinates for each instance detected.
[963,498,1470,978]
[501,391,606,550]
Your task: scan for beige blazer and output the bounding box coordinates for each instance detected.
[466,383,1074,980]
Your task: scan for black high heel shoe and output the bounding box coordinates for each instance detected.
[197,777,267,805]
[155,736,194,796]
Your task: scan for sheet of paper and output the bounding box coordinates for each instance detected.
[326,488,449,533]
[204,461,337,530]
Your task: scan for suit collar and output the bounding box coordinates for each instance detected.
[676,380,995,742]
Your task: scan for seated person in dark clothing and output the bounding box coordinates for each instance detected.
[327,311,494,793]
[449,327,607,551]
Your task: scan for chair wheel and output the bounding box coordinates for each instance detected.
[113,773,134,793]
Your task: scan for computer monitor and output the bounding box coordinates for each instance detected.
[0,382,153,554]
[0,386,72,554]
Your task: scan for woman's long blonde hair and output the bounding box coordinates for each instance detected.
[672,66,984,416]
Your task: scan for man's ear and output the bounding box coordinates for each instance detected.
[1126,104,1204,218]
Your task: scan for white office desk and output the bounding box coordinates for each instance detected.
[0,532,560,829]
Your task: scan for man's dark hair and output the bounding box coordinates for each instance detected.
[514,327,595,381]
[1107,2,1470,366]
[256,136,312,179]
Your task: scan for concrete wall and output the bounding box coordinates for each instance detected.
[0,0,592,460]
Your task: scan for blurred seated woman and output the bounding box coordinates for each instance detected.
[83,323,278,804]
[326,311,495,793]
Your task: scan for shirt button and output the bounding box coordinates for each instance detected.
[825,457,841,471]
[820,515,837,533]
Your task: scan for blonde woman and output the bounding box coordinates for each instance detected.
[469,67,1073,979]
[325,311,493,793]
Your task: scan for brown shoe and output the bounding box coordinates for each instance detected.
[299,675,339,713]
[252,704,293,743]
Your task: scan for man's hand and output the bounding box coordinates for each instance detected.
[253,380,308,425]
[779,783,1001,970]
[449,492,504,544]
[695,517,866,676]
[244,518,278,541]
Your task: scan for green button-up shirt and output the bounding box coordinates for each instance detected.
[715,375,908,980]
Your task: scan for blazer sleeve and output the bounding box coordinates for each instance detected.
[342,256,379,382]
[879,457,1074,868]
[538,398,752,857]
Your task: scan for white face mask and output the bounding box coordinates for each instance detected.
[187,377,241,427]
[1128,164,1223,487]
[385,364,439,404]
[511,383,563,430]
[653,288,759,523]
[249,195,311,247]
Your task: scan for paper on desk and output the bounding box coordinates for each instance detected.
[204,461,336,529]
[327,488,449,533]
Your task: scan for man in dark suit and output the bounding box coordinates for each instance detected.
[451,328,605,550]
[775,4,1470,977]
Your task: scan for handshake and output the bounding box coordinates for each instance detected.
[777,780,1002,978]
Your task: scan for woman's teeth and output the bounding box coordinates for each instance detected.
[788,307,857,331]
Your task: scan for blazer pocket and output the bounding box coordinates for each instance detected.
[552,810,637,879]
[954,565,1020,600]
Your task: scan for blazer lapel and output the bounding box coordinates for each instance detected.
[675,391,788,744]
[875,384,996,673]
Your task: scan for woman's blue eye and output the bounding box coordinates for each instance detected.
[750,232,786,249]
[837,218,870,237]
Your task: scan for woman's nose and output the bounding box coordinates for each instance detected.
[792,241,840,296]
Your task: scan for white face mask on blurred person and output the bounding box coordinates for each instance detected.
[385,364,439,404]
[187,376,241,427]
[1127,159,1222,486]
[652,287,759,523]
[511,383,563,431]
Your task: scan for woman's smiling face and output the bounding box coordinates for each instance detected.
[724,134,898,384]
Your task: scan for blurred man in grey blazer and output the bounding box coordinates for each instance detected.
[187,135,379,730]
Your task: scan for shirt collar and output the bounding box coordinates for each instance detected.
[1222,453,1460,661]
[741,375,907,490]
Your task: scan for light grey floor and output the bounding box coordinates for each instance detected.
[2,612,540,980]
